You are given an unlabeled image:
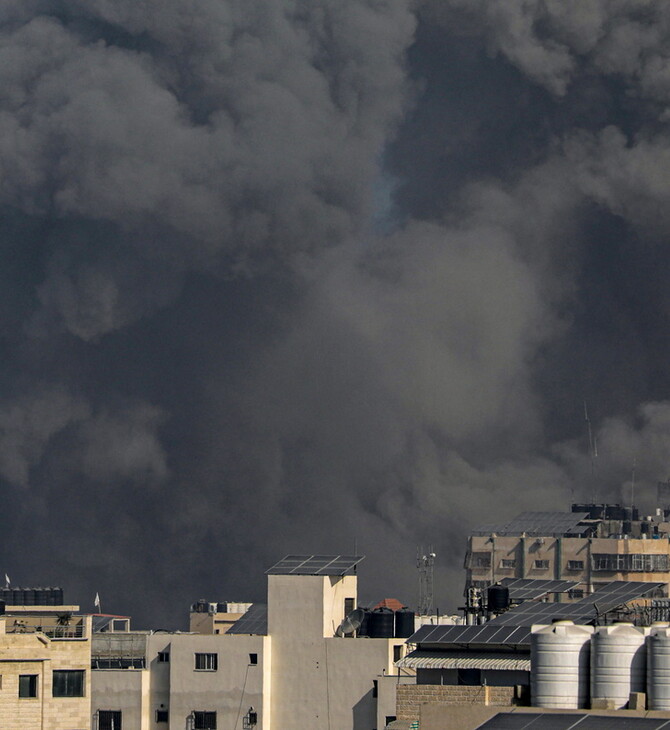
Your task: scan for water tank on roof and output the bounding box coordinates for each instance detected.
[591,623,646,709]
[217,603,228,613]
[0,600,4,615]
[358,609,371,637]
[12,589,25,605]
[487,584,510,613]
[35,589,47,605]
[647,626,670,710]
[53,588,64,605]
[368,608,394,638]
[191,600,209,613]
[394,609,415,638]
[531,620,593,709]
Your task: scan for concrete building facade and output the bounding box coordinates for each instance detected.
[0,605,92,730]
[465,504,670,599]
[92,556,412,730]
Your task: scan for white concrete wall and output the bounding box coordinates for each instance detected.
[168,634,265,730]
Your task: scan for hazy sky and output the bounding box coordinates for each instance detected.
[3,1,670,626]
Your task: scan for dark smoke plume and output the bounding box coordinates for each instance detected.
[2,0,670,624]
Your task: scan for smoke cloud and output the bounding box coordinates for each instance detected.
[2,1,670,624]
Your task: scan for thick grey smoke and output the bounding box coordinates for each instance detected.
[2,0,670,625]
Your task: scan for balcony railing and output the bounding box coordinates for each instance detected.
[7,622,86,639]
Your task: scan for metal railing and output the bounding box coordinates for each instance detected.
[7,622,86,639]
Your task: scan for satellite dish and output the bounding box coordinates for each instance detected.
[336,608,365,637]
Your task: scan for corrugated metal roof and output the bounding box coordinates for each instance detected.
[397,649,530,671]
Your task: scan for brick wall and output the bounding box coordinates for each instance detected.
[396,684,516,723]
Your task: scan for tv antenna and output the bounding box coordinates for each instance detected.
[631,456,637,508]
[584,401,598,501]
[417,546,436,615]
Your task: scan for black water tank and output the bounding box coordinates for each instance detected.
[217,603,228,613]
[24,589,37,606]
[13,589,25,605]
[487,584,510,612]
[632,507,640,521]
[52,588,64,606]
[0,599,5,615]
[394,609,415,638]
[623,520,632,535]
[368,608,394,638]
[358,609,371,637]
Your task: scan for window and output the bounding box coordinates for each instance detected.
[19,674,37,698]
[156,709,169,723]
[500,559,516,569]
[344,597,355,616]
[534,560,549,570]
[567,560,584,570]
[568,589,584,599]
[157,651,170,663]
[472,552,491,568]
[53,670,85,697]
[592,553,670,572]
[372,680,378,698]
[193,711,217,729]
[194,653,218,671]
[386,718,397,725]
[99,710,122,730]
[393,645,403,662]
[249,653,258,665]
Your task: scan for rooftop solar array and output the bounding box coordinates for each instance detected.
[265,555,364,576]
[408,581,664,646]
[226,603,268,635]
[500,578,578,601]
[409,623,532,648]
[477,712,670,729]
[486,581,664,627]
[471,512,590,537]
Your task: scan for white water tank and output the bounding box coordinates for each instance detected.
[591,623,646,709]
[531,621,593,708]
[647,625,670,710]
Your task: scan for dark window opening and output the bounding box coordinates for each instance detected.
[19,674,37,698]
[53,670,84,697]
[194,653,218,671]
[458,668,482,685]
[344,597,355,616]
[99,710,122,730]
[157,651,169,663]
[156,709,168,722]
[393,645,403,662]
[372,679,378,698]
[194,711,217,729]
[249,653,258,665]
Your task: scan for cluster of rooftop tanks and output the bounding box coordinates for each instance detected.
[532,620,670,710]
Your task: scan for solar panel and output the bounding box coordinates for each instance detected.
[477,714,670,729]
[266,555,364,576]
[500,579,578,601]
[409,622,532,647]
[486,581,664,627]
[472,512,590,537]
[226,603,268,635]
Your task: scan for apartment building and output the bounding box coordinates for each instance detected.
[464,504,670,599]
[92,555,412,730]
[0,597,92,730]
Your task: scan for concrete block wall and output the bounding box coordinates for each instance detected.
[396,684,516,723]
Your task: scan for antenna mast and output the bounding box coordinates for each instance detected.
[584,401,598,502]
[417,546,436,615]
[631,457,637,509]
